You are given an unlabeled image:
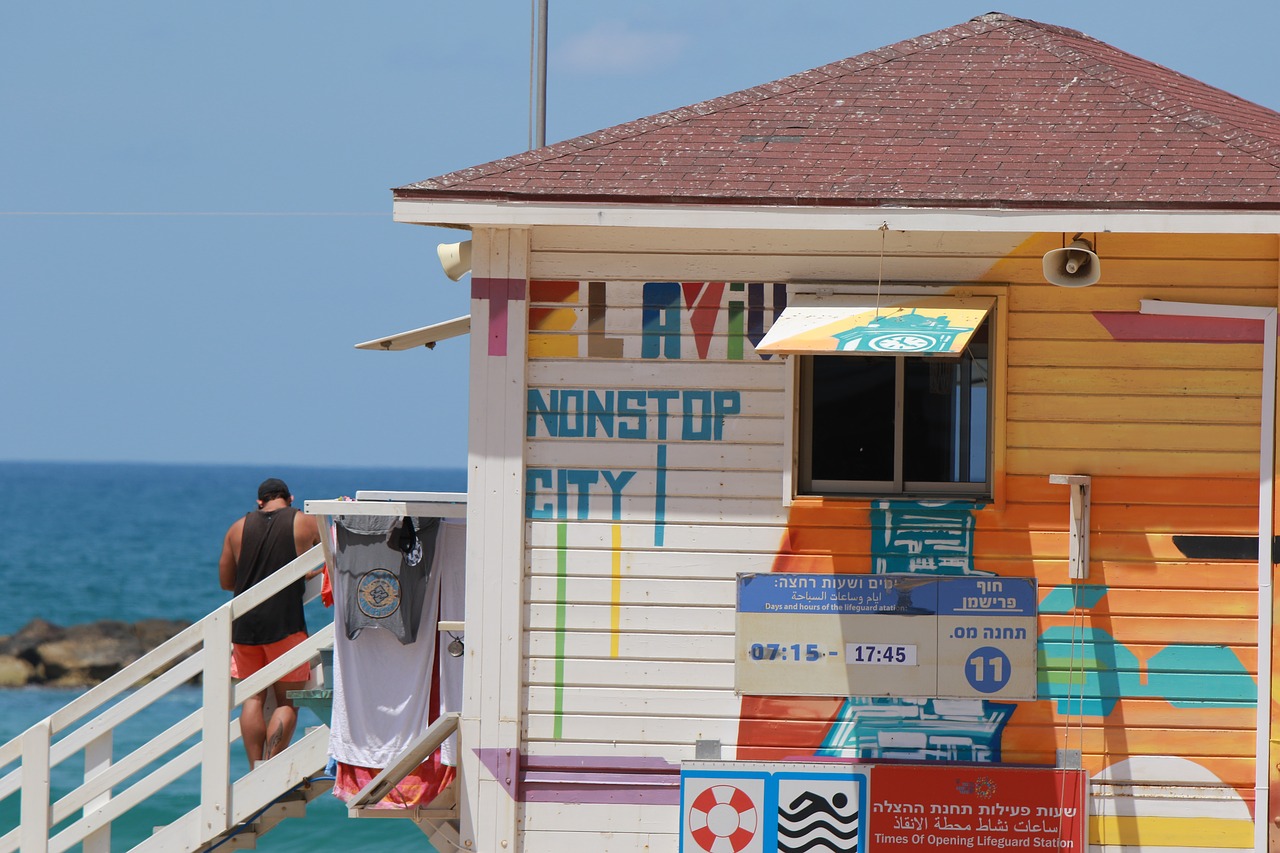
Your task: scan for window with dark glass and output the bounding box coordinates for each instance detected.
[799,317,990,496]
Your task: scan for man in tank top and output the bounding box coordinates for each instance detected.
[218,478,322,765]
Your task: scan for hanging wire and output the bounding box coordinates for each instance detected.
[1055,575,1089,835]
[0,211,384,217]
[875,222,888,317]
[1072,581,1088,760]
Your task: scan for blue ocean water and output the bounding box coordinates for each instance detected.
[0,461,466,852]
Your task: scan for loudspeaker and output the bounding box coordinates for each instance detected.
[437,240,473,281]
[1042,238,1100,287]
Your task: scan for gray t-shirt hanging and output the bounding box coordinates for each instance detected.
[333,515,440,645]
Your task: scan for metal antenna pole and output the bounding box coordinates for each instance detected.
[532,0,548,149]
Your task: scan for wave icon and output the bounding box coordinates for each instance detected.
[777,790,859,853]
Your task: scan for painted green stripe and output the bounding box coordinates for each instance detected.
[727,294,744,361]
[554,522,567,740]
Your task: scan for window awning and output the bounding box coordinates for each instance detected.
[756,296,993,356]
[354,315,470,351]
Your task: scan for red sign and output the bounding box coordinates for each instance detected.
[868,765,1086,851]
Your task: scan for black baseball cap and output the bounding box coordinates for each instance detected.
[258,478,291,501]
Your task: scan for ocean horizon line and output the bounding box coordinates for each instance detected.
[0,458,468,474]
[0,460,470,654]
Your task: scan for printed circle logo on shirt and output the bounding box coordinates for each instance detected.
[356,569,401,619]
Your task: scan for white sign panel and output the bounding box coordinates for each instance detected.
[735,574,1037,700]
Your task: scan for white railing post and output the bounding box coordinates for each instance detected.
[0,544,330,853]
[19,720,51,853]
[81,730,112,853]
[200,608,233,838]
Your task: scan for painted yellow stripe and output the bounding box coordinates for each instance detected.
[528,333,578,357]
[610,524,622,657]
[1091,815,1253,848]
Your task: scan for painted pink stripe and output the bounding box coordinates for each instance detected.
[1094,311,1264,343]
[475,749,680,803]
[522,766,679,804]
[472,278,527,356]
[522,783,680,805]
[523,771,677,785]
[523,755,678,770]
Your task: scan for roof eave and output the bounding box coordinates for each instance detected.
[393,196,1280,235]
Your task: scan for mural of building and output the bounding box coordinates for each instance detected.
[384,12,1280,853]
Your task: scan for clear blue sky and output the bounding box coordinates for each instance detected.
[2,2,1277,469]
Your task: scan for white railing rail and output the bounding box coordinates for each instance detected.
[0,544,329,853]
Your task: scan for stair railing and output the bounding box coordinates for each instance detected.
[0,544,330,853]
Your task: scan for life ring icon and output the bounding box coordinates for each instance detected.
[688,784,758,853]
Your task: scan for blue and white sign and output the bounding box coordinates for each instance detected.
[736,574,1037,700]
[737,573,939,616]
[680,762,868,853]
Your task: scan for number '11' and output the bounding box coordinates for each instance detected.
[968,654,1004,681]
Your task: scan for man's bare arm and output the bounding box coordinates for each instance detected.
[297,512,323,579]
[218,521,241,591]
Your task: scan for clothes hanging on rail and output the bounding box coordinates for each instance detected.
[332,515,439,645]
[327,517,465,808]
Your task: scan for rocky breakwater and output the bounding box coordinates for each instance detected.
[0,618,194,687]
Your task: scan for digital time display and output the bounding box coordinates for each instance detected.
[845,643,918,666]
[747,642,837,662]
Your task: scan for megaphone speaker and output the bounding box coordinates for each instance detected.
[1042,238,1100,287]
[437,240,473,281]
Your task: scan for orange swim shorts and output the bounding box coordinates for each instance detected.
[230,630,312,683]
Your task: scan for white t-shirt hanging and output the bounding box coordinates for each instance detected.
[328,518,465,769]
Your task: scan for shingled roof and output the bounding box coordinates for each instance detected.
[397,12,1280,211]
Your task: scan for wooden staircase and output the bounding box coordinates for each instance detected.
[0,547,338,853]
[191,751,334,852]
[1,490,467,853]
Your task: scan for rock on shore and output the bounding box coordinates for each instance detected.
[0,618,193,688]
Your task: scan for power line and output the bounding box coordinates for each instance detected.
[0,211,386,217]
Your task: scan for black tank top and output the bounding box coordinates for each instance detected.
[232,507,307,645]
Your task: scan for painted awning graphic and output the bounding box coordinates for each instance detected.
[756,296,994,355]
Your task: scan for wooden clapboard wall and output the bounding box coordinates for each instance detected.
[994,233,1271,848]
[523,272,785,758]
[514,227,1277,851]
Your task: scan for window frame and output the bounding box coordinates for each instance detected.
[778,285,1006,505]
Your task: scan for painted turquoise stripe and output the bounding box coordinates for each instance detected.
[1039,584,1108,612]
[654,444,667,547]
[554,522,567,739]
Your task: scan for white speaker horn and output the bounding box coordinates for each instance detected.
[1042,238,1100,287]
[437,240,473,281]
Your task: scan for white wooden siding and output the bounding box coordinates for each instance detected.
[508,230,1277,853]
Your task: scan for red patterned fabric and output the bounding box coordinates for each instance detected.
[331,627,455,808]
[320,564,333,608]
[333,756,456,808]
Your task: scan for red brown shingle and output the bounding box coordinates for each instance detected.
[396,13,1280,210]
